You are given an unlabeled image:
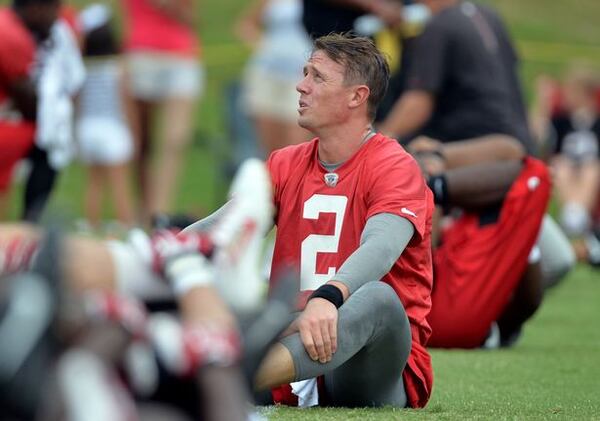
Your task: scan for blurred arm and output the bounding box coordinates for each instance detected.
[445,160,523,210]
[410,134,526,172]
[441,134,526,169]
[379,90,434,139]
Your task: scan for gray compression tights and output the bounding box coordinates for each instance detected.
[280,281,412,407]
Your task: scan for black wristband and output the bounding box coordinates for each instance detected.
[309,284,344,309]
[427,173,449,207]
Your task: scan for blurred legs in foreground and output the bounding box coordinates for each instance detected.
[0,159,292,419]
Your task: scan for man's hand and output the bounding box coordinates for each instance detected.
[408,136,447,176]
[295,298,338,363]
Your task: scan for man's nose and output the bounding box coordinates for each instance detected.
[296,76,309,94]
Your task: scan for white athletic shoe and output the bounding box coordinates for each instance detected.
[210,159,273,314]
[482,322,501,349]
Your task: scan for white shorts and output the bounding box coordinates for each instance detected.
[241,65,300,123]
[125,51,204,101]
[76,118,133,165]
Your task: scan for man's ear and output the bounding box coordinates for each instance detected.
[348,85,370,110]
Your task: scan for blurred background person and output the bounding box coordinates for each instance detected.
[23,4,85,222]
[75,4,136,232]
[530,68,600,266]
[0,0,51,220]
[379,0,536,155]
[235,0,311,155]
[121,0,203,224]
[301,0,404,39]
[378,0,575,288]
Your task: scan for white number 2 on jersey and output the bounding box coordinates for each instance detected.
[300,194,348,290]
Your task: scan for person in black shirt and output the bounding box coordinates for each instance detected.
[302,0,404,39]
[379,0,535,155]
[380,0,576,345]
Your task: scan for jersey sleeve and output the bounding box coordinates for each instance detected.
[365,152,430,241]
[266,149,286,218]
[404,18,448,94]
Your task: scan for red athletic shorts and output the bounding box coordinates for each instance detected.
[428,158,551,348]
[0,123,35,191]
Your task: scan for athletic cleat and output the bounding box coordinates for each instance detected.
[210,159,273,314]
[128,228,214,275]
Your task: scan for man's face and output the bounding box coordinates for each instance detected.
[296,50,355,132]
[23,0,60,41]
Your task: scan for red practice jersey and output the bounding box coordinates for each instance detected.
[428,157,551,348]
[267,134,434,408]
[0,8,36,190]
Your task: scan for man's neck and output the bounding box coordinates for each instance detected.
[316,121,374,165]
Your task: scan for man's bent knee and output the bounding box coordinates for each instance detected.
[348,281,408,326]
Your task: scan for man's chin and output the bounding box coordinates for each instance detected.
[297,117,313,131]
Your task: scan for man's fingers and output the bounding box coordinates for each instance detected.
[321,321,332,362]
[328,316,337,355]
[310,321,327,363]
[299,324,318,361]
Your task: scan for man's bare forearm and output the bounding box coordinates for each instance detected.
[445,160,523,209]
[442,134,526,170]
[379,91,434,139]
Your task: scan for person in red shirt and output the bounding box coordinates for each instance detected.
[0,33,434,409]
[407,135,551,348]
[249,33,434,409]
[122,0,203,222]
[0,0,60,219]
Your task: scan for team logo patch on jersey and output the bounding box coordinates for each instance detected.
[324,173,339,187]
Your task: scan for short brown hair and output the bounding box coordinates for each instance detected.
[313,33,390,120]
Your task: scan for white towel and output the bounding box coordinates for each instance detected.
[36,20,85,170]
[290,378,319,408]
